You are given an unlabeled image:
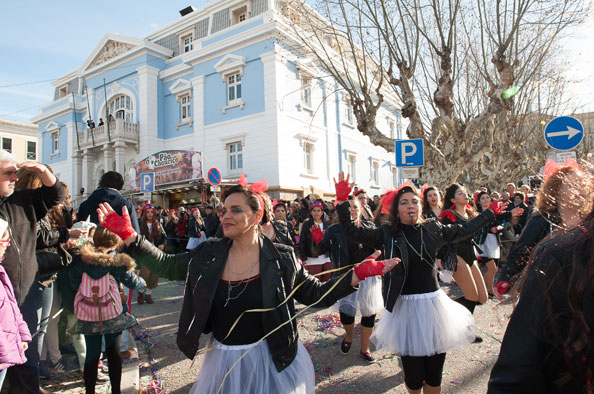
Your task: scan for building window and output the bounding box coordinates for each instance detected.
[180,94,191,122]
[228,142,243,172]
[301,78,312,109]
[50,133,59,154]
[227,73,242,104]
[107,94,134,122]
[1,138,12,153]
[233,5,248,24]
[27,141,36,160]
[371,160,379,185]
[389,120,395,139]
[303,142,314,174]
[58,85,68,99]
[182,34,193,53]
[344,96,354,126]
[346,153,356,181]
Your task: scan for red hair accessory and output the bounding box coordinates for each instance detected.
[543,158,582,181]
[143,203,155,210]
[310,200,324,211]
[439,210,456,223]
[420,183,429,199]
[380,181,411,214]
[237,174,269,211]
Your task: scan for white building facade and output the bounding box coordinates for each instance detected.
[0,119,38,163]
[32,0,403,208]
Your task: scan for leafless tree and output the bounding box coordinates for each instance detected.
[281,0,591,189]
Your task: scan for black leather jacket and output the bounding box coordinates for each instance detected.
[488,226,594,393]
[320,222,376,278]
[126,235,357,372]
[337,202,495,312]
[299,218,330,260]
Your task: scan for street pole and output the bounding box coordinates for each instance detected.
[103,78,111,143]
[71,92,80,151]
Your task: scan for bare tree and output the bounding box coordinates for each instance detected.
[282,0,590,189]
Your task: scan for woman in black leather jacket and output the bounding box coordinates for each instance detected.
[334,172,515,394]
[96,185,399,394]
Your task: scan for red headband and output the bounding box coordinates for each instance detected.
[543,158,582,181]
[380,181,411,214]
[238,174,269,211]
[310,200,323,210]
[420,183,429,199]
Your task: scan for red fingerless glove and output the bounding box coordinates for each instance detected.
[488,201,504,215]
[354,257,385,281]
[494,281,510,295]
[311,227,324,244]
[335,180,352,202]
[102,210,136,241]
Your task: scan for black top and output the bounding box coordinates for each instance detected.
[347,237,375,266]
[210,275,265,345]
[400,224,440,295]
[441,210,479,264]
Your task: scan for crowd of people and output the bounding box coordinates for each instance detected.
[0,146,592,394]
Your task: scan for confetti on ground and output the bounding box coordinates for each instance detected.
[134,327,165,394]
[315,313,342,334]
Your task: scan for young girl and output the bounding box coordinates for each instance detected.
[70,226,145,394]
[0,226,31,390]
[300,199,332,282]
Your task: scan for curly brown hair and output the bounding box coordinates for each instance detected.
[536,167,584,215]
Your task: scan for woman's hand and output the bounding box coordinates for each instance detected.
[510,207,524,217]
[351,250,400,286]
[68,228,87,239]
[333,172,354,203]
[96,203,138,244]
[488,200,509,215]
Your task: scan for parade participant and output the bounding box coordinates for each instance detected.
[300,199,332,282]
[320,197,383,362]
[137,204,166,304]
[334,172,506,394]
[95,185,399,394]
[186,208,206,250]
[488,200,594,393]
[440,184,522,328]
[475,191,502,296]
[0,150,65,394]
[494,159,590,298]
[421,185,442,219]
[70,227,145,394]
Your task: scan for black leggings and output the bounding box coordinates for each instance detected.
[84,332,122,394]
[339,312,376,328]
[401,353,446,390]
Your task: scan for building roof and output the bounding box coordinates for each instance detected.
[0,118,38,137]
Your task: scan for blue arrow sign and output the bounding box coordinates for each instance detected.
[395,139,424,167]
[544,116,584,151]
[140,173,154,193]
[207,168,222,186]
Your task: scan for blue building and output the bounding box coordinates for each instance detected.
[32,0,403,208]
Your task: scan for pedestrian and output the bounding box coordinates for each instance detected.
[0,225,32,391]
[334,172,511,393]
[0,150,65,394]
[186,208,206,250]
[137,204,166,304]
[320,197,383,362]
[70,226,145,394]
[203,205,220,238]
[300,199,332,282]
[354,189,374,222]
[487,187,594,392]
[164,210,178,253]
[475,191,503,296]
[274,202,298,246]
[421,185,442,219]
[95,184,399,394]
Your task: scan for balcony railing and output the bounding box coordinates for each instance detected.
[76,119,139,150]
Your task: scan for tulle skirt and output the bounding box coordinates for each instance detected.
[371,289,476,357]
[336,275,384,317]
[479,233,500,259]
[190,337,315,394]
[186,232,207,250]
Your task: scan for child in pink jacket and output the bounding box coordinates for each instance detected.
[0,227,31,389]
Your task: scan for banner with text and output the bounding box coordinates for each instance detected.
[129,150,202,192]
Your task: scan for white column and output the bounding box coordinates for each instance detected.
[82,149,96,193]
[191,75,205,177]
[136,65,160,158]
[259,50,280,187]
[114,141,126,175]
[103,145,114,173]
[73,153,83,198]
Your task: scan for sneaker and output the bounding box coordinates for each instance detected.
[96,369,109,382]
[47,359,66,373]
[145,294,154,304]
[360,351,376,363]
[137,292,145,304]
[340,339,352,354]
[39,364,52,379]
[473,336,484,343]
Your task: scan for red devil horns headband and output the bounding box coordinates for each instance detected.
[543,158,582,181]
[238,174,269,210]
[380,181,412,214]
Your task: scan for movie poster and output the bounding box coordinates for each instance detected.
[128,150,202,191]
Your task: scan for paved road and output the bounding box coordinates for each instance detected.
[132,279,513,393]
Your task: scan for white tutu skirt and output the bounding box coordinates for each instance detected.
[371,289,476,357]
[190,337,315,394]
[479,233,500,259]
[336,275,384,317]
[186,233,207,250]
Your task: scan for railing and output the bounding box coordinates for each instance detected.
[77,119,139,149]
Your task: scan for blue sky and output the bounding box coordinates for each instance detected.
[0,1,592,123]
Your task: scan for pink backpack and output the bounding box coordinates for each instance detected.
[74,272,123,328]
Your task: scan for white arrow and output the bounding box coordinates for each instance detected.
[547,126,582,139]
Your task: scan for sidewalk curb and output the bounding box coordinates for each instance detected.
[121,359,140,394]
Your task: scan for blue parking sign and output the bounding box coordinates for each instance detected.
[140,173,154,192]
[395,139,424,167]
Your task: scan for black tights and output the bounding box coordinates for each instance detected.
[84,331,122,394]
[401,353,446,390]
[339,312,376,328]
